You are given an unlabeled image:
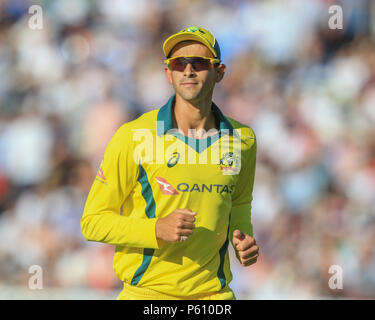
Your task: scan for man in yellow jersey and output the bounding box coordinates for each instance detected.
[81,26,259,300]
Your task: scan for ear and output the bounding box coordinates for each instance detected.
[215,64,226,83]
[164,66,173,85]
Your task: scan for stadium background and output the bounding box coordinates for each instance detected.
[1,0,375,299]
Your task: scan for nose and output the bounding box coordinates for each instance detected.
[184,63,196,77]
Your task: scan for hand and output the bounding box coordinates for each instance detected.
[156,208,197,243]
[232,229,259,267]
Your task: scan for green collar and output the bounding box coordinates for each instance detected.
[156,95,235,153]
[156,94,234,136]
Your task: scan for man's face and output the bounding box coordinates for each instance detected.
[164,40,226,104]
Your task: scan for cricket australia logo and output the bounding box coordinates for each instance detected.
[219,152,240,174]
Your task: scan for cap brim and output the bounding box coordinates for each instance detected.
[163,33,217,58]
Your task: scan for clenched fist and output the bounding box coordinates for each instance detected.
[232,230,259,267]
[156,208,197,243]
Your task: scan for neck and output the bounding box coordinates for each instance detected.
[172,94,219,139]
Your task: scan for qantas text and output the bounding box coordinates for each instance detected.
[176,183,235,194]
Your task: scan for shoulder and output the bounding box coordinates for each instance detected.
[224,117,257,171]
[226,117,256,138]
[225,116,257,149]
[104,109,159,156]
[114,109,159,139]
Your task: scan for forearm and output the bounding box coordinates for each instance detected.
[230,203,253,240]
[80,212,161,249]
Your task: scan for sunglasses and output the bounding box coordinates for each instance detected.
[164,55,221,72]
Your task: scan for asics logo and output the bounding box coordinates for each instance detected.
[167,152,180,168]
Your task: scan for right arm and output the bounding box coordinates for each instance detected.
[80,124,160,249]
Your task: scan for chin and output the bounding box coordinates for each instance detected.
[181,95,199,102]
[179,90,202,102]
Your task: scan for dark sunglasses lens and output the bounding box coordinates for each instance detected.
[169,58,186,71]
[191,58,211,71]
[169,57,212,71]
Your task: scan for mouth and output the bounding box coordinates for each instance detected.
[181,82,198,87]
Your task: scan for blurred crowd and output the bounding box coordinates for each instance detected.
[1,0,375,299]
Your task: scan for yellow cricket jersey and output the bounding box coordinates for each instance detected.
[81,94,257,299]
